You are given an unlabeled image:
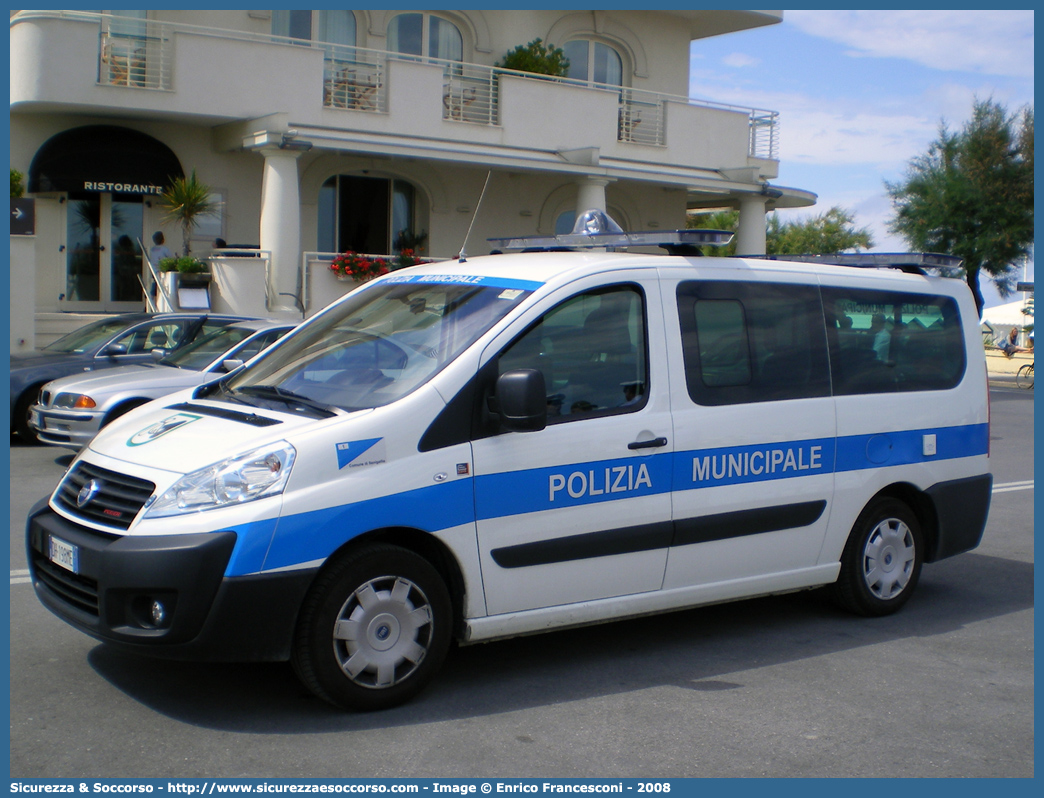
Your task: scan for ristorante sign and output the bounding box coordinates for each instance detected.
[83,181,166,195]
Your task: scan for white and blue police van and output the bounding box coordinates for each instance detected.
[27,212,992,711]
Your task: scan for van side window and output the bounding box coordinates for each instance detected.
[677,281,830,406]
[498,285,648,422]
[823,287,965,394]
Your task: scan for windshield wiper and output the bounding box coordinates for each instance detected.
[233,385,338,418]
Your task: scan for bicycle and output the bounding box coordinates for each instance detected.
[1016,362,1034,390]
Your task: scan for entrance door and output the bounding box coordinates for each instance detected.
[63,193,145,311]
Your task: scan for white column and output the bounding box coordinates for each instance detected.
[575,177,611,214]
[258,146,304,312]
[735,195,768,256]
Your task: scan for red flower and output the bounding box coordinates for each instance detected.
[330,251,389,281]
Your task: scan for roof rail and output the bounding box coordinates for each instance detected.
[488,209,733,254]
[745,252,963,275]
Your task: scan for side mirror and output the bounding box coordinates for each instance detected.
[221,358,244,373]
[151,348,168,361]
[495,369,547,432]
[102,343,128,357]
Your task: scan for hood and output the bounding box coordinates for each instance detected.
[86,391,361,474]
[45,362,202,397]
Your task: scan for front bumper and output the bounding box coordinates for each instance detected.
[26,500,315,661]
[30,405,102,449]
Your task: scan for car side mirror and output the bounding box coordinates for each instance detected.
[151,348,168,361]
[102,343,128,357]
[221,358,244,373]
[495,369,547,432]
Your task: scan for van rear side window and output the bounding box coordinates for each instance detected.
[823,287,965,394]
[677,281,830,406]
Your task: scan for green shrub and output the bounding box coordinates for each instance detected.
[495,39,569,77]
[11,168,25,198]
[159,256,207,274]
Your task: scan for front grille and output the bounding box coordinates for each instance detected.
[54,461,155,531]
[40,389,52,407]
[30,551,100,616]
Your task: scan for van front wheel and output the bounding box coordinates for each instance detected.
[292,545,452,711]
[831,497,923,617]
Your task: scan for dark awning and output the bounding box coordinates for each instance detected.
[28,125,184,195]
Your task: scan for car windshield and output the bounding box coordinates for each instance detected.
[224,277,533,413]
[43,319,137,353]
[162,326,256,371]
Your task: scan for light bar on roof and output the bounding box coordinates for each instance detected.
[753,252,964,270]
[488,208,734,252]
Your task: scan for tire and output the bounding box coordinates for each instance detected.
[831,497,923,617]
[292,544,452,712]
[1016,364,1034,390]
[14,389,42,445]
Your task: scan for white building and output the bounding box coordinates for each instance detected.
[9,9,816,349]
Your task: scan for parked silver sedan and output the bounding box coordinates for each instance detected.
[29,319,296,450]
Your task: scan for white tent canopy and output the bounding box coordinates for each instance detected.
[981,300,1032,327]
[981,299,1033,347]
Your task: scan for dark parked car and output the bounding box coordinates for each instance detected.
[10,313,252,443]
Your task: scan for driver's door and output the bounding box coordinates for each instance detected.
[471,277,674,615]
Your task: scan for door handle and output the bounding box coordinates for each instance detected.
[628,437,668,450]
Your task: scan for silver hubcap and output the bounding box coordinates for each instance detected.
[332,575,433,689]
[862,518,915,600]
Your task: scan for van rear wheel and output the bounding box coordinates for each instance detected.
[292,544,452,711]
[831,497,923,617]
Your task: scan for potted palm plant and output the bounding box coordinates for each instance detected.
[157,170,217,288]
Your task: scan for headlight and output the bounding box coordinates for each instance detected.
[54,393,96,409]
[145,441,296,518]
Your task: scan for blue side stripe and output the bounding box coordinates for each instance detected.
[224,518,279,576]
[227,422,987,576]
[380,273,543,291]
[675,438,835,490]
[249,479,475,575]
[474,453,673,520]
[834,423,989,472]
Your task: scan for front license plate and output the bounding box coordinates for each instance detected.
[48,536,79,573]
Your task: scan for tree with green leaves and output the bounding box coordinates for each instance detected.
[886,98,1034,317]
[690,206,873,256]
[495,39,569,77]
[11,168,25,198]
[158,170,217,257]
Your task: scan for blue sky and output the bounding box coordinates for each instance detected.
[687,9,1034,308]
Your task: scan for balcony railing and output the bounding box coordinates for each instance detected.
[16,10,780,160]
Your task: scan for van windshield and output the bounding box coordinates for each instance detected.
[223,278,533,413]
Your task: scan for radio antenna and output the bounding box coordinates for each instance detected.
[457,170,493,262]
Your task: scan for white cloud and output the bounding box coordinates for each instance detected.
[722,52,760,69]
[780,108,937,167]
[786,10,1034,79]
[688,80,941,168]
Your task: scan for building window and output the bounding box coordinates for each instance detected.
[387,13,462,61]
[563,40,623,86]
[192,188,226,249]
[272,10,312,41]
[273,10,356,48]
[318,175,417,256]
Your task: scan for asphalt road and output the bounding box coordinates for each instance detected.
[7,381,1034,778]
